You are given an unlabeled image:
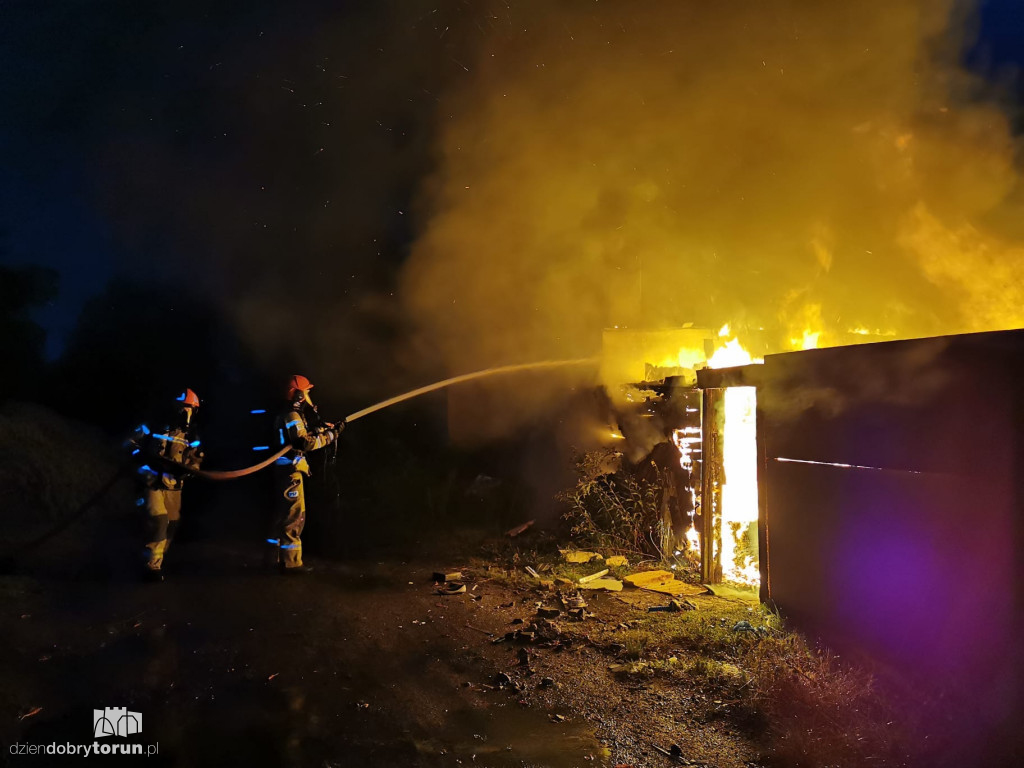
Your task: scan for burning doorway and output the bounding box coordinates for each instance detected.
[694,384,760,588]
[600,325,764,590]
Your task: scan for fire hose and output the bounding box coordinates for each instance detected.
[2,357,599,566]
[197,356,598,480]
[196,446,291,481]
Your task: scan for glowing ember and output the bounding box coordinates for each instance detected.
[847,327,897,338]
[720,386,760,585]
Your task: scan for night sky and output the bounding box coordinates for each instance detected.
[1,1,470,358]
[1,0,1022,359]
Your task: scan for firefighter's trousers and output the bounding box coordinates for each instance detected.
[144,488,182,571]
[269,469,306,568]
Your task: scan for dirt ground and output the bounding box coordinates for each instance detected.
[0,536,769,768]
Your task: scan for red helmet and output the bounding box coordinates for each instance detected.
[177,388,200,408]
[286,374,313,400]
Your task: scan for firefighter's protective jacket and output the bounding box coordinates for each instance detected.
[274,406,335,475]
[128,423,203,490]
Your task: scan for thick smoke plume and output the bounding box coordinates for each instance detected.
[402,0,1024,387]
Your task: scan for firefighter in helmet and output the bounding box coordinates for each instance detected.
[128,388,204,581]
[268,375,342,574]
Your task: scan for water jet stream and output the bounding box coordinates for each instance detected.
[196,357,599,480]
[343,357,599,423]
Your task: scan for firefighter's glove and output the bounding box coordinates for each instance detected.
[184,450,205,472]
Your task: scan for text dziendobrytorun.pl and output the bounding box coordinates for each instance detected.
[10,742,159,757]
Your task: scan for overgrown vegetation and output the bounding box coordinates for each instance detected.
[569,589,904,767]
[559,448,670,558]
[0,402,125,544]
[745,635,904,766]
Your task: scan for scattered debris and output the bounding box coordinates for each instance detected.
[650,742,685,763]
[436,582,467,595]
[433,571,463,583]
[578,568,610,584]
[465,624,494,636]
[267,673,279,680]
[525,566,541,578]
[495,672,512,688]
[549,713,566,723]
[609,661,650,677]
[648,599,697,613]
[560,549,603,564]
[605,555,629,567]
[506,520,535,537]
[560,593,588,610]
[578,578,623,592]
[732,620,768,637]
[537,607,561,619]
[554,576,575,586]
[517,648,532,666]
[539,677,554,688]
[623,570,707,596]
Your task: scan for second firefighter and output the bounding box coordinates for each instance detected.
[268,374,342,573]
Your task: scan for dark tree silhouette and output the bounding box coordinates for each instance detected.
[0,263,58,402]
[52,279,227,431]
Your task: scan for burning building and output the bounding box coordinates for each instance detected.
[602,325,765,587]
[616,326,1024,759]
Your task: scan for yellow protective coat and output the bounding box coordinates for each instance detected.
[268,406,335,568]
[130,423,202,572]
